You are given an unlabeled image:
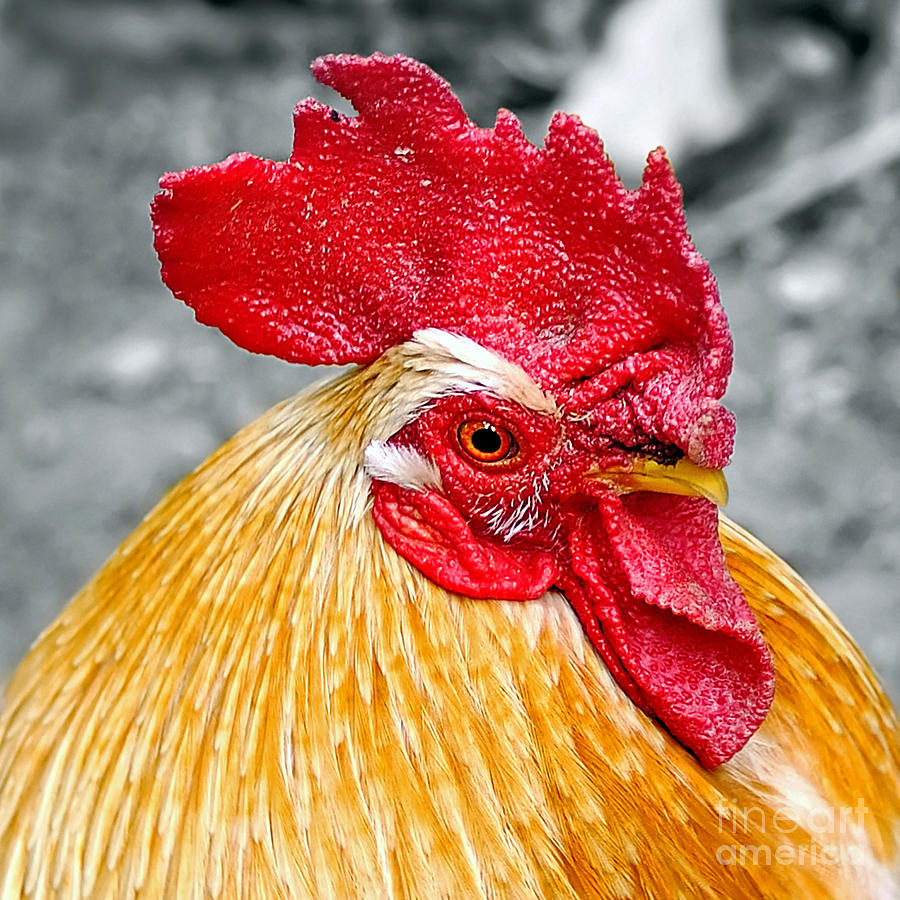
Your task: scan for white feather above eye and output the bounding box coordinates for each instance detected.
[401,329,557,417]
[367,328,559,444]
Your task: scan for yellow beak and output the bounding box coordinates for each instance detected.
[585,457,729,507]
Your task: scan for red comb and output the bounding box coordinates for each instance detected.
[152,53,728,393]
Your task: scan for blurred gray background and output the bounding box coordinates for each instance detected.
[1,0,898,701]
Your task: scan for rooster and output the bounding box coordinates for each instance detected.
[1,53,898,899]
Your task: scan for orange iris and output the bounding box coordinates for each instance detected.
[456,420,518,464]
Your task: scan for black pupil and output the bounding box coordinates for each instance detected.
[472,426,502,455]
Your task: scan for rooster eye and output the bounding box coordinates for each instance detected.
[456,420,518,464]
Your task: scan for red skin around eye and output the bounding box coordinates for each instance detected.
[411,394,561,541]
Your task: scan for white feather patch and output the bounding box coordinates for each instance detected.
[400,329,557,416]
[725,738,900,898]
[364,441,442,492]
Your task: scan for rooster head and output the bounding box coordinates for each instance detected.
[151,52,774,769]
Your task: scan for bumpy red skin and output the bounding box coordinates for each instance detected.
[372,484,558,600]
[151,53,774,768]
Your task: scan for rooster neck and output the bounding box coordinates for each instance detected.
[1,364,899,899]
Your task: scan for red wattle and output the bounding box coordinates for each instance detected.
[565,492,774,768]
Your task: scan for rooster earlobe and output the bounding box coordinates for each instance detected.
[371,481,557,601]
